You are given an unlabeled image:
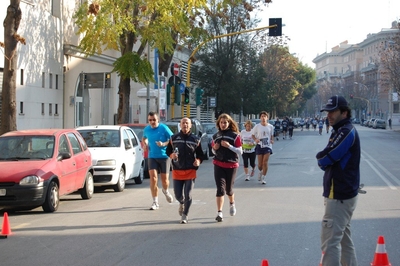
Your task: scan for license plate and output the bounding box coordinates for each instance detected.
[0,189,5,196]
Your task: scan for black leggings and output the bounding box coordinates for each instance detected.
[214,165,237,197]
[242,152,256,168]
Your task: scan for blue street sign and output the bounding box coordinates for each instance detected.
[180,83,185,94]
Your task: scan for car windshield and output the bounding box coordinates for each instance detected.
[0,135,55,160]
[164,124,179,134]
[78,129,120,147]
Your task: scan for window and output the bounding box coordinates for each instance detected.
[67,133,83,155]
[55,104,58,115]
[55,74,59,89]
[49,73,53,89]
[41,103,45,115]
[394,103,399,114]
[58,135,71,154]
[49,103,52,115]
[42,72,45,88]
[20,69,24,85]
[19,102,24,114]
[126,129,138,147]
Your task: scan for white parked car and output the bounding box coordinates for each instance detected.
[77,125,144,192]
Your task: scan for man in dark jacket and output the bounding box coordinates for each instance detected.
[166,117,204,224]
[316,95,360,266]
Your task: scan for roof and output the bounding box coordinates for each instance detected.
[1,128,74,137]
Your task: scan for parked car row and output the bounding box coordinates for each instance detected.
[0,125,145,213]
[362,118,387,129]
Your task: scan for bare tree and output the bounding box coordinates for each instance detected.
[1,0,24,135]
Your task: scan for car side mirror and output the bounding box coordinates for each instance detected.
[57,152,71,161]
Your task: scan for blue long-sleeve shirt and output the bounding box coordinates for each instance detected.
[316,118,360,200]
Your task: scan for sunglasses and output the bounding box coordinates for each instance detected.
[148,119,156,122]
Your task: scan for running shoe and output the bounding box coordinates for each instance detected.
[250,169,255,177]
[245,175,250,181]
[258,172,262,181]
[181,214,188,224]
[230,204,236,216]
[162,189,173,203]
[150,202,159,210]
[178,203,184,216]
[215,212,223,222]
[262,176,266,185]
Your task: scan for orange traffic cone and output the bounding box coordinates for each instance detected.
[371,235,391,266]
[1,212,12,236]
[260,259,269,266]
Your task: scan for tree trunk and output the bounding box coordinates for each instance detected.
[1,0,21,135]
[117,76,131,124]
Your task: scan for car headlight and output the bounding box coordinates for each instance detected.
[20,175,43,185]
[96,159,116,166]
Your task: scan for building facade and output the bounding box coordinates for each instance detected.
[313,22,400,126]
[0,0,202,132]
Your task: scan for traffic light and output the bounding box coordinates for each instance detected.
[174,83,180,105]
[195,88,204,106]
[167,84,171,105]
[269,18,282,36]
[104,73,111,88]
[184,88,190,104]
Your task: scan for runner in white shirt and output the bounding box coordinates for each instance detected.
[252,111,274,185]
[240,120,256,181]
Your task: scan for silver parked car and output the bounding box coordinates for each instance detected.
[372,119,387,129]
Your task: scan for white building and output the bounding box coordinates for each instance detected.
[0,0,195,130]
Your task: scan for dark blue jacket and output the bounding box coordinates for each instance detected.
[316,118,360,200]
[167,131,204,170]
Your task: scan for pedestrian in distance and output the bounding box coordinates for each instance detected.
[325,116,329,133]
[318,119,324,135]
[274,117,281,140]
[316,95,361,266]
[288,118,295,139]
[142,111,174,210]
[166,117,204,224]
[240,120,256,181]
[252,111,274,185]
[281,117,288,139]
[211,113,242,222]
[388,117,392,129]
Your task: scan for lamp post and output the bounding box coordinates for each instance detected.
[354,82,371,118]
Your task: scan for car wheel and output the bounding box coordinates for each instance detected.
[42,181,59,212]
[134,162,144,184]
[113,167,125,192]
[80,172,94,199]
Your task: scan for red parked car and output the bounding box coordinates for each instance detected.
[0,129,94,212]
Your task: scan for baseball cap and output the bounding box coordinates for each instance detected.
[320,95,348,112]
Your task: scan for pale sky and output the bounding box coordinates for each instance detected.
[260,0,400,67]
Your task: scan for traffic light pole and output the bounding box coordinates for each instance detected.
[185,24,278,117]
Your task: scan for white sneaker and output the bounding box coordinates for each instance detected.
[150,202,159,210]
[245,175,250,181]
[162,189,173,203]
[178,203,184,216]
[180,214,188,224]
[230,204,236,216]
[262,176,266,185]
[258,172,262,181]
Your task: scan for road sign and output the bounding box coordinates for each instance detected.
[179,83,185,94]
[173,63,179,76]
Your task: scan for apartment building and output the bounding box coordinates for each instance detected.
[313,22,400,125]
[0,0,194,131]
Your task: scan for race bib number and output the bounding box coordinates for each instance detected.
[259,137,269,148]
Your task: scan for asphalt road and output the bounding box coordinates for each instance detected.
[1,125,399,266]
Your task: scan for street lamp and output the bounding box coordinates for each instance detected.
[354,82,371,118]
